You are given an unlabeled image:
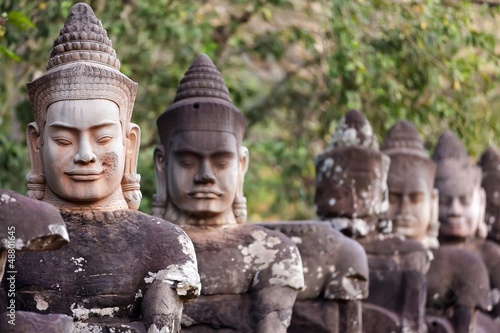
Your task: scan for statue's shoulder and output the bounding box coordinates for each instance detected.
[360,234,427,255]
[477,239,500,260]
[429,245,491,310]
[238,224,305,291]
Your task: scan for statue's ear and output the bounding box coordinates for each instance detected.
[237,146,249,197]
[125,123,141,174]
[153,144,167,217]
[430,188,439,226]
[476,187,488,239]
[26,122,45,200]
[239,146,249,176]
[423,188,440,249]
[122,123,142,210]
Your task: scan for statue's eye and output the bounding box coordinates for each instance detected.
[55,138,72,146]
[459,195,471,206]
[179,159,195,168]
[388,193,400,204]
[97,136,113,144]
[216,159,230,169]
[409,192,423,204]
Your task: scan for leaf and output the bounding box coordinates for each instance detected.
[0,45,21,61]
[6,11,34,31]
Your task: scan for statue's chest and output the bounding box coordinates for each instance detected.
[15,225,148,314]
[195,246,255,295]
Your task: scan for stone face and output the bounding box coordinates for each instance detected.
[11,3,200,332]
[478,146,500,244]
[433,131,486,240]
[155,54,303,332]
[316,111,430,333]
[432,131,500,328]
[381,120,439,248]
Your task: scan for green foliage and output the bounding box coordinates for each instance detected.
[0,0,498,221]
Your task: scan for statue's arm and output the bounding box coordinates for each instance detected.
[142,280,183,333]
[141,228,201,332]
[251,285,298,333]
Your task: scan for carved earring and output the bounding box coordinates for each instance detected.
[122,174,142,210]
[233,195,247,224]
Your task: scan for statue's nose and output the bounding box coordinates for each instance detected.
[194,160,216,184]
[74,137,97,164]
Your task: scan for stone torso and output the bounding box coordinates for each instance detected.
[462,239,500,319]
[14,210,197,331]
[260,221,368,333]
[358,234,430,311]
[181,224,302,332]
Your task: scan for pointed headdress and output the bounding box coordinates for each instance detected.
[381,120,436,192]
[27,3,137,133]
[157,54,245,148]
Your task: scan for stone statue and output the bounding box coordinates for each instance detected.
[478,146,500,244]
[0,189,73,333]
[154,53,304,333]
[10,4,200,332]
[380,120,439,248]
[315,110,431,333]
[433,131,500,324]
[259,220,369,333]
[381,121,492,333]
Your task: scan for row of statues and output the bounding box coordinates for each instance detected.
[1,3,500,332]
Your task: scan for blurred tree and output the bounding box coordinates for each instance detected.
[0,0,498,221]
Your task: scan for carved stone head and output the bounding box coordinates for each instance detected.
[381,120,439,248]
[25,3,141,211]
[315,110,390,236]
[478,146,500,243]
[433,130,486,240]
[154,54,249,226]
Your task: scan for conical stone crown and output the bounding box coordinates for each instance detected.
[381,120,426,157]
[328,110,378,150]
[432,130,469,162]
[47,2,119,70]
[478,146,500,172]
[173,54,231,104]
[157,54,245,147]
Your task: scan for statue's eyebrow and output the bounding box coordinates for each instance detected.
[174,147,235,156]
[48,120,118,131]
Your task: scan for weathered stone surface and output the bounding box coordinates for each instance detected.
[11,210,198,329]
[0,311,73,333]
[0,189,69,252]
[381,120,439,249]
[261,221,368,333]
[10,3,201,332]
[478,146,500,244]
[433,131,500,327]
[317,111,430,333]
[361,303,400,333]
[155,53,303,332]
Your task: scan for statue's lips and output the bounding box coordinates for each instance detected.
[443,217,465,226]
[394,216,418,227]
[188,189,222,199]
[65,169,104,181]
